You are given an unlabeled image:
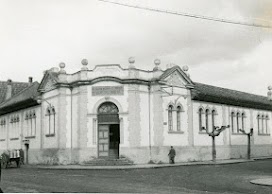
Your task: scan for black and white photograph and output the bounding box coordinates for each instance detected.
[0,0,272,193]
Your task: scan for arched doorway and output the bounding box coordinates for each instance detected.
[97,102,120,159]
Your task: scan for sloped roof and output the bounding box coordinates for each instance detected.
[192,82,272,111]
[159,65,194,86]
[37,71,59,92]
[0,82,40,115]
[0,81,30,104]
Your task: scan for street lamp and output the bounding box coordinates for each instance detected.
[239,128,253,160]
[203,125,230,162]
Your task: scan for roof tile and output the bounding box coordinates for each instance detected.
[192,82,272,111]
[0,81,30,104]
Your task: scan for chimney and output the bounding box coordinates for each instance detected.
[5,79,12,100]
[28,77,33,84]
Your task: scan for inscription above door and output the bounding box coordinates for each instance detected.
[92,86,124,96]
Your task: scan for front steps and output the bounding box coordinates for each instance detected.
[83,157,134,166]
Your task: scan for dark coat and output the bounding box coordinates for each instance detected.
[168,148,176,157]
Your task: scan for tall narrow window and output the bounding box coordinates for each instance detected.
[176,106,182,131]
[236,112,240,133]
[46,107,51,135]
[212,110,216,130]
[168,105,173,131]
[257,114,261,133]
[265,115,269,134]
[10,115,19,139]
[199,108,204,131]
[231,112,235,133]
[241,113,245,130]
[32,111,36,136]
[262,115,265,134]
[25,113,30,136]
[0,118,6,141]
[51,107,56,135]
[205,109,210,131]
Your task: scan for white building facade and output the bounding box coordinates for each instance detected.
[0,60,271,165]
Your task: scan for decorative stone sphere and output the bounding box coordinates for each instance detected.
[81,59,88,66]
[182,65,189,72]
[59,62,65,69]
[154,59,161,66]
[268,85,272,90]
[128,57,135,64]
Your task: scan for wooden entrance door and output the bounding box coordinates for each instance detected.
[98,125,109,157]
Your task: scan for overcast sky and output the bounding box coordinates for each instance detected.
[0,0,271,95]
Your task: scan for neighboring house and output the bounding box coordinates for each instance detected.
[0,60,271,165]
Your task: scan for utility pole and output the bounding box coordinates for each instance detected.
[203,125,230,162]
[239,128,253,160]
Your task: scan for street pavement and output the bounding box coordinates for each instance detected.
[1,159,272,193]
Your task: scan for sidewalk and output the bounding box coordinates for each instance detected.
[21,157,272,170]
[250,178,272,187]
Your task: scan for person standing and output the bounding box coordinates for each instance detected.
[168,146,176,164]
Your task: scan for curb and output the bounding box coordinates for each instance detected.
[250,178,272,186]
[19,159,259,170]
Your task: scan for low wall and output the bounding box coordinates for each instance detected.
[2,144,270,165]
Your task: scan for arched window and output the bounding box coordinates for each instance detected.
[265,115,269,134]
[212,110,216,130]
[168,105,173,131]
[241,113,245,130]
[257,114,261,133]
[231,112,235,133]
[46,106,56,136]
[176,106,182,131]
[98,102,119,123]
[199,108,204,131]
[51,107,56,115]
[29,112,33,119]
[205,109,210,131]
[236,112,240,133]
[25,113,29,120]
[262,115,265,134]
[98,102,119,114]
[46,107,51,115]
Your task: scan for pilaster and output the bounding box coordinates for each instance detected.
[152,85,164,146]
[187,89,194,146]
[127,84,141,147]
[78,85,88,148]
[58,88,68,148]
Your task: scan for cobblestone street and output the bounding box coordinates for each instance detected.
[1,160,272,193]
